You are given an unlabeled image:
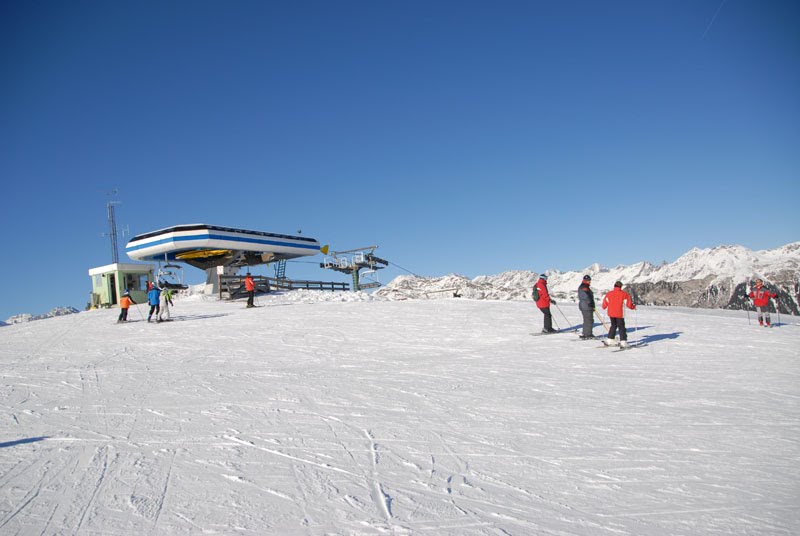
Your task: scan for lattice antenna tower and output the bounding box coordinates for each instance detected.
[106,189,121,264]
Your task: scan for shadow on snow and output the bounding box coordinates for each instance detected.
[0,436,49,449]
[636,331,682,345]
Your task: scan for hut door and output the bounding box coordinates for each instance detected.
[109,274,118,305]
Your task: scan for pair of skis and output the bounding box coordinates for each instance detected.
[597,340,646,352]
[529,328,578,337]
[531,330,645,351]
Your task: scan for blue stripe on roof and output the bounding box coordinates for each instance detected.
[126,233,319,253]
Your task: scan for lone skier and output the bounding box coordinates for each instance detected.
[602,281,635,347]
[748,278,777,327]
[533,274,557,333]
[577,275,595,339]
[244,273,256,308]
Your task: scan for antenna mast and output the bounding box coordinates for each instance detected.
[106,189,120,264]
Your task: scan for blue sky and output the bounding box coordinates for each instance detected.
[1,0,798,320]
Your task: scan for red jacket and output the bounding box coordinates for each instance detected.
[244,276,256,292]
[602,288,635,318]
[534,277,551,308]
[748,285,776,307]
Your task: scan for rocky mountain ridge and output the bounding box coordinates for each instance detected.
[376,242,800,315]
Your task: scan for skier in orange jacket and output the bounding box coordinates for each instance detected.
[117,290,137,323]
[244,273,256,308]
[602,281,635,347]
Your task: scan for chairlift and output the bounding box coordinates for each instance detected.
[156,262,188,290]
[360,269,378,284]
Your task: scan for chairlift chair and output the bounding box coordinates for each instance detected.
[156,262,187,290]
[360,269,378,284]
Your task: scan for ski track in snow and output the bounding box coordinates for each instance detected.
[0,296,799,534]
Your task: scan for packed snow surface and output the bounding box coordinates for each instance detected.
[1,290,799,535]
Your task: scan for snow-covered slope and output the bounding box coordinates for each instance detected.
[376,242,800,313]
[1,292,799,534]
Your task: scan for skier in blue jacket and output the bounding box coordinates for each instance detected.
[147,282,161,323]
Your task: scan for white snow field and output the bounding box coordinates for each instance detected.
[1,292,799,535]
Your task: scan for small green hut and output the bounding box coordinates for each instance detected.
[88,263,153,309]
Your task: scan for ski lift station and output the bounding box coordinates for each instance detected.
[125,224,323,269]
[89,222,389,305]
[124,223,328,294]
[88,263,153,309]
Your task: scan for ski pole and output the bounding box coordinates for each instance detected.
[593,309,609,331]
[550,306,561,331]
[553,302,572,331]
[745,303,751,325]
[134,303,145,321]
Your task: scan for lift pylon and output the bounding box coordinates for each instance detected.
[320,246,389,291]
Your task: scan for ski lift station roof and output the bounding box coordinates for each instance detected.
[125,224,323,269]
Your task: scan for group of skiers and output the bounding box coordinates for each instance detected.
[533,274,635,347]
[533,274,781,345]
[116,281,174,323]
[116,274,256,323]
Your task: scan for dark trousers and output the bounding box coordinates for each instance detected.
[539,307,553,331]
[581,309,594,337]
[148,304,160,319]
[118,308,129,322]
[247,290,255,307]
[608,317,627,341]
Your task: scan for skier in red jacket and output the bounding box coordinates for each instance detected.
[601,281,636,347]
[748,278,777,327]
[533,274,557,333]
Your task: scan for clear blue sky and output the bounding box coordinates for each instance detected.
[1,0,798,320]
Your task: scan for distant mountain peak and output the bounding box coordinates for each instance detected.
[4,306,80,325]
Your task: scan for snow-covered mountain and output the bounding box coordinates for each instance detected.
[4,306,80,325]
[376,242,800,314]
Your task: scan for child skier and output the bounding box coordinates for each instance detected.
[748,279,777,327]
[117,290,136,323]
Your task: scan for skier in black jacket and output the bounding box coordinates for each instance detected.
[577,275,595,339]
